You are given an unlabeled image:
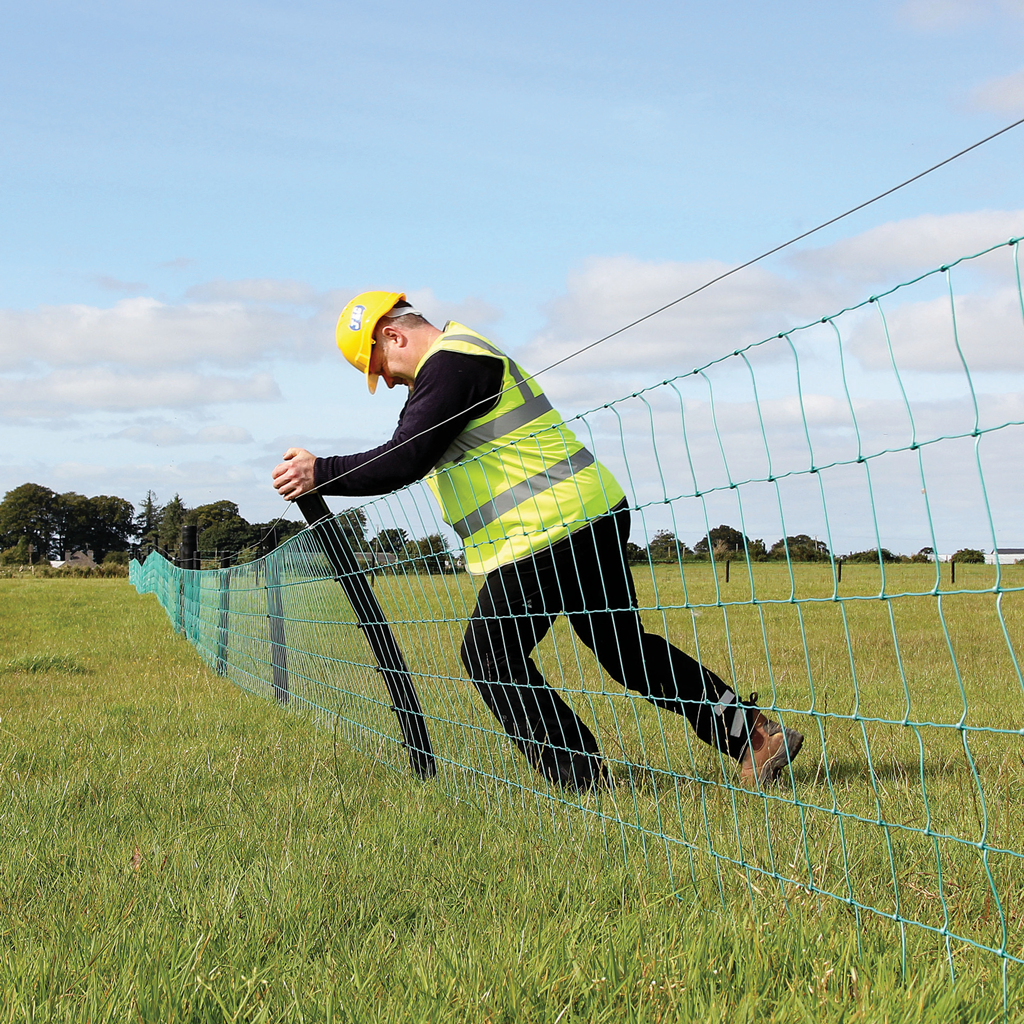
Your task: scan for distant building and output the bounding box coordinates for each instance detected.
[50,549,97,569]
[986,548,1024,565]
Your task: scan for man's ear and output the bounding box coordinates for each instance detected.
[389,326,413,349]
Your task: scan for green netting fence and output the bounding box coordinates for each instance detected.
[132,235,1024,1004]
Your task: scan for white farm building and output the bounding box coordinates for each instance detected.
[985,548,1024,565]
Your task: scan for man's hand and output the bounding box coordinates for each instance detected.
[272,448,317,501]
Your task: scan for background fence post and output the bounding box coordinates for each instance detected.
[216,565,231,676]
[180,525,197,568]
[294,492,436,780]
[265,554,289,703]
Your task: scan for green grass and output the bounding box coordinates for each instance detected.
[2,653,87,674]
[0,575,1020,1021]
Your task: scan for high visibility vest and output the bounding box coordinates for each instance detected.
[420,323,625,576]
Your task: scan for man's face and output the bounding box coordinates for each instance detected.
[369,327,416,389]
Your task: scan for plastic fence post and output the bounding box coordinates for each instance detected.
[265,555,289,703]
[216,565,231,677]
[294,492,437,779]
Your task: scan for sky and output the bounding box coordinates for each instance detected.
[2,0,1024,553]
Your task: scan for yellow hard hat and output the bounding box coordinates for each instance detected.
[336,291,406,394]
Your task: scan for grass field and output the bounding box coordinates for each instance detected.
[1,574,1021,1021]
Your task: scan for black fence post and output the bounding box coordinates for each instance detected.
[181,525,198,568]
[294,493,436,780]
[725,559,730,583]
[951,558,956,586]
[266,554,289,703]
[837,559,842,584]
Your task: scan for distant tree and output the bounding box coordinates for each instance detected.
[158,495,188,552]
[52,491,93,556]
[0,483,58,557]
[246,519,304,557]
[338,508,371,556]
[844,548,900,564]
[952,548,985,564]
[694,525,761,560]
[200,520,255,558]
[373,528,410,555]
[135,490,163,549]
[0,538,32,566]
[624,541,648,563]
[201,522,255,558]
[743,538,767,560]
[190,500,243,530]
[370,527,411,572]
[647,530,687,562]
[910,546,934,564]
[0,484,139,562]
[768,534,830,562]
[84,495,136,562]
[186,501,254,558]
[411,534,454,574]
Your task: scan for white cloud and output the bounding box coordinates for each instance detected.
[971,67,1024,113]
[517,255,830,388]
[0,458,263,511]
[112,423,254,445]
[0,280,504,430]
[848,287,1024,371]
[0,284,502,385]
[0,369,279,419]
[520,211,1024,413]
[0,297,320,372]
[787,210,1024,283]
[405,287,503,330]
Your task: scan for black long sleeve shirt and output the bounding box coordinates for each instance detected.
[314,350,504,496]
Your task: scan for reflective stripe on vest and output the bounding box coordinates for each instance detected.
[418,323,626,575]
[439,391,554,466]
[447,448,596,538]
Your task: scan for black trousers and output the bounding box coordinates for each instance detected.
[460,504,747,788]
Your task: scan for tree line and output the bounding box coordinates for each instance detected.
[0,483,459,572]
[0,483,136,565]
[627,524,984,565]
[0,485,986,570]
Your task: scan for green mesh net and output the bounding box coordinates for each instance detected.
[132,234,1024,1007]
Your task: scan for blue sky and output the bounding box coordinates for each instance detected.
[2,0,1023,549]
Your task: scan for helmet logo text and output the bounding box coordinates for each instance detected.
[349,305,366,331]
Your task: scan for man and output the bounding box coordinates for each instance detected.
[272,291,803,790]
